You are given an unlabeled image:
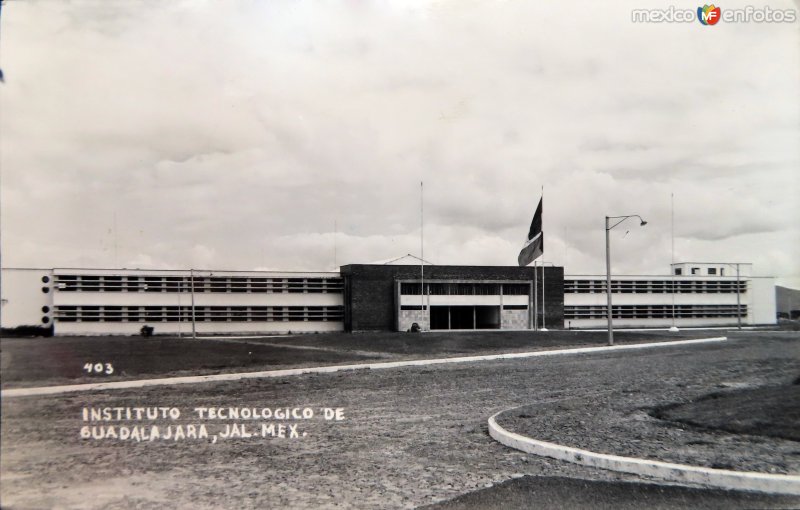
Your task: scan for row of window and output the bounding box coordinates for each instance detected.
[564,304,747,320]
[52,275,343,294]
[400,283,530,296]
[564,280,747,294]
[675,267,729,276]
[53,305,344,322]
[401,304,528,311]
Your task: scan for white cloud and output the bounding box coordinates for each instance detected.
[1,0,798,288]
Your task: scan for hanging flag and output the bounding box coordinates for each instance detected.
[517,197,543,266]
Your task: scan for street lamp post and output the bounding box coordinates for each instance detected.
[605,214,648,346]
[605,219,612,345]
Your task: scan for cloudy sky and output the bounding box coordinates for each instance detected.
[1,0,798,287]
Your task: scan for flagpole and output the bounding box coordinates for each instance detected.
[534,259,538,331]
[519,193,543,332]
[540,187,547,331]
[420,181,425,331]
[670,192,679,332]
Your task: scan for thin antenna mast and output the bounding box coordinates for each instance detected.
[113,212,118,268]
[334,219,337,270]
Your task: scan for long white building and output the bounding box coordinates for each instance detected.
[2,268,344,336]
[564,263,775,329]
[0,261,776,335]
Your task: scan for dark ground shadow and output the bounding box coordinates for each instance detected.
[420,476,800,510]
[651,382,800,442]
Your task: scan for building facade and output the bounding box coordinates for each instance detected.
[1,268,344,336]
[340,264,563,332]
[564,271,775,329]
[0,261,775,335]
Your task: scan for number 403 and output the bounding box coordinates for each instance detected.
[84,363,114,375]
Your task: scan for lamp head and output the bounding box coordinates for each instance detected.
[640,220,648,226]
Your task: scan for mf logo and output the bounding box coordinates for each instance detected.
[698,4,721,25]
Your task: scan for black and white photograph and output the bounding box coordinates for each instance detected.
[1,1,799,508]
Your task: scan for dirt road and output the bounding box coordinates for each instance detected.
[2,331,798,508]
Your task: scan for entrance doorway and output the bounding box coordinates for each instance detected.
[429,305,500,330]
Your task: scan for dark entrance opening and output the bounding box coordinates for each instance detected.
[430,306,449,330]
[429,305,501,330]
[449,306,474,329]
[475,306,501,329]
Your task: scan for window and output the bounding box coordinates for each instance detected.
[691,267,700,275]
[475,283,500,295]
[105,306,123,322]
[127,307,143,322]
[210,277,229,293]
[210,307,229,321]
[503,284,529,295]
[288,278,306,293]
[288,306,306,321]
[144,277,163,292]
[126,276,142,291]
[427,283,446,295]
[56,306,78,322]
[401,283,422,295]
[674,268,682,275]
[165,277,182,292]
[564,304,748,320]
[104,276,123,291]
[82,275,101,291]
[50,304,345,323]
[82,306,102,322]
[708,268,717,275]
[306,278,324,293]
[191,277,208,292]
[230,278,248,293]
[145,307,163,321]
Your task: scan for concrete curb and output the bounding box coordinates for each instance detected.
[488,409,800,496]
[2,336,727,398]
